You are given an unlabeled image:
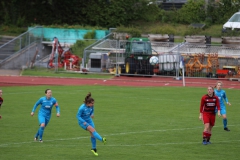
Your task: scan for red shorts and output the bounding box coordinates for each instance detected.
[202,112,216,126]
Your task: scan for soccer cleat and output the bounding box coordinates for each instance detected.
[34,137,38,141]
[91,149,98,156]
[207,141,211,144]
[202,141,207,145]
[224,127,230,131]
[102,137,107,145]
[39,139,43,143]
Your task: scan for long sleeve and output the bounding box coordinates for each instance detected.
[0,97,3,107]
[90,106,94,116]
[32,98,42,112]
[200,96,204,113]
[55,105,60,114]
[54,101,60,114]
[216,96,220,111]
[76,106,85,123]
[222,91,229,103]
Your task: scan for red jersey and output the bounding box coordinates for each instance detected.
[0,97,3,107]
[200,94,220,113]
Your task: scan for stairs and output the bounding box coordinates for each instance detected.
[0,36,16,63]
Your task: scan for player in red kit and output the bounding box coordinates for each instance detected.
[0,89,3,119]
[199,86,221,145]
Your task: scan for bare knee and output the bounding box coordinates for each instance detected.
[40,123,45,127]
[222,115,227,119]
[204,123,210,132]
[87,125,95,133]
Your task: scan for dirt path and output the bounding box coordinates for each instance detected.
[0,70,21,76]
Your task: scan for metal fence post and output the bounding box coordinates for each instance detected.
[176,44,180,78]
[55,42,58,72]
[115,40,120,77]
[28,32,30,68]
[20,37,21,50]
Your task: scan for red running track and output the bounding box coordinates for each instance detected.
[0,75,240,89]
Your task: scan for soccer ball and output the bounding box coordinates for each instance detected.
[149,56,159,65]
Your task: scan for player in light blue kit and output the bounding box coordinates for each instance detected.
[76,92,106,156]
[214,81,231,131]
[31,89,60,142]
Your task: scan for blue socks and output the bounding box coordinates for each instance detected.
[91,137,96,149]
[39,126,45,140]
[92,131,103,141]
[35,130,39,139]
[223,119,227,128]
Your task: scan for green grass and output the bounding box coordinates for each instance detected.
[0,85,240,160]
[122,22,225,37]
[22,69,114,79]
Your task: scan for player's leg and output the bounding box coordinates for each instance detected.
[38,116,48,142]
[34,128,39,141]
[38,123,45,142]
[221,108,230,131]
[39,118,50,142]
[88,121,98,156]
[79,121,106,144]
[202,123,210,145]
[79,121,105,156]
[87,125,106,144]
[90,133,98,156]
[202,113,210,145]
[207,114,215,144]
[35,115,45,141]
[206,126,212,144]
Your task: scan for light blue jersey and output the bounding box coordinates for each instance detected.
[214,89,229,114]
[76,103,105,150]
[76,103,94,130]
[32,96,60,119]
[32,96,60,141]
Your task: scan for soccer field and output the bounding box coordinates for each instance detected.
[0,85,239,160]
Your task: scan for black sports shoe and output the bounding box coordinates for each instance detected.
[224,127,230,131]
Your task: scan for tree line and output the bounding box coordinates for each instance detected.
[0,0,240,28]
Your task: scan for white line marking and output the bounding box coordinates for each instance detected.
[106,140,240,147]
[0,125,239,147]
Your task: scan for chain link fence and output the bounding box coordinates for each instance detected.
[1,29,240,80]
[0,26,44,69]
[82,39,240,79]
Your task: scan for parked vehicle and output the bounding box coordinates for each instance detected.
[122,38,155,75]
[222,12,240,32]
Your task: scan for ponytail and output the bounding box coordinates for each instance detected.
[83,92,94,104]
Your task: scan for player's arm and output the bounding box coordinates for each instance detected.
[54,101,60,117]
[0,97,3,108]
[76,107,86,123]
[199,96,204,120]
[216,97,221,117]
[0,97,3,119]
[223,91,231,106]
[90,106,94,118]
[31,98,42,116]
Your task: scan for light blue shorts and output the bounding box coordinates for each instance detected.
[215,106,227,115]
[38,114,50,126]
[79,120,95,130]
[220,108,226,115]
